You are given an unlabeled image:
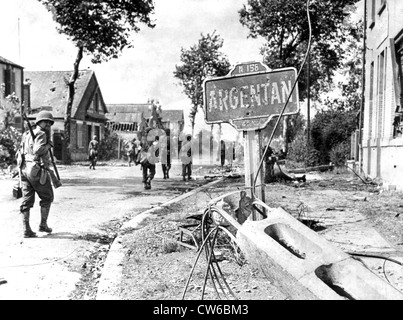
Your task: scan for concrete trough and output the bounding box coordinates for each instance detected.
[208,191,403,300]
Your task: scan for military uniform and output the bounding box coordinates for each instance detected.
[137,139,159,189]
[88,136,99,169]
[181,135,192,181]
[19,111,55,238]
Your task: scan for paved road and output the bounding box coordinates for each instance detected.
[0,162,207,300]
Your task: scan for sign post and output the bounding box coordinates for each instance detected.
[203,62,299,220]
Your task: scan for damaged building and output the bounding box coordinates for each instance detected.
[361,0,403,191]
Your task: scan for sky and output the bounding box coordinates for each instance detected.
[0,0,363,136]
[0,0,264,107]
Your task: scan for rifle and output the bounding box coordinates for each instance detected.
[22,113,61,188]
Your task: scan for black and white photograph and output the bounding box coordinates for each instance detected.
[1,0,403,305]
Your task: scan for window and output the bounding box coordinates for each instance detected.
[377,50,386,137]
[369,62,375,138]
[393,41,403,138]
[369,0,376,28]
[3,67,15,97]
[95,126,100,141]
[378,0,386,15]
[77,123,84,148]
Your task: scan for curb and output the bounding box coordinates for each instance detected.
[95,178,224,300]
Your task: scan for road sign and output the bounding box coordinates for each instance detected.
[203,63,299,131]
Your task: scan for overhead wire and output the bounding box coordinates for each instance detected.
[252,0,313,199]
[183,0,314,300]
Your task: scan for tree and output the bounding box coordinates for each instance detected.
[308,18,363,166]
[310,107,357,164]
[38,0,155,163]
[173,31,231,134]
[239,0,361,100]
[0,84,22,165]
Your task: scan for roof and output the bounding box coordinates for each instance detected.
[105,104,150,123]
[25,70,94,118]
[86,113,109,122]
[106,104,151,114]
[106,112,145,123]
[161,110,184,122]
[105,104,184,124]
[0,56,24,69]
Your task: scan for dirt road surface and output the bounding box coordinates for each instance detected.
[0,161,209,300]
[1,162,403,300]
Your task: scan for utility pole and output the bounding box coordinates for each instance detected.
[18,18,21,61]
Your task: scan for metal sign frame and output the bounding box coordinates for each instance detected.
[203,62,300,131]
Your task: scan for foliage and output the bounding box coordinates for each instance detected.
[316,19,363,114]
[285,113,306,146]
[310,107,356,164]
[97,128,120,161]
[0,84,21,130]
[329,141,350,168]
[38,0,155,163]
[0,127,22,166]
[287,131,321,167]
[173,31,231,129]
[38,0,156,64]
[238,0,361,100]
[0,84,22,166]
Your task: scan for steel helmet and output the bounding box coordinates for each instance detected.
[35,110,54,125]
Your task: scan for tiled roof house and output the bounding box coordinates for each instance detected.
[106,103,184,136]
[25,70,108,161]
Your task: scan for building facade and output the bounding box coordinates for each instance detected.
[105,103,184,142]
[362,0,403,190]
[25,70,108,161]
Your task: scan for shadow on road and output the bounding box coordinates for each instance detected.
[42,232,78,240]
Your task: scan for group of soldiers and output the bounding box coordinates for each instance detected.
[124,129,193,190]
[15,106,193,238]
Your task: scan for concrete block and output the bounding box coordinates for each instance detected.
[236,207,403,300]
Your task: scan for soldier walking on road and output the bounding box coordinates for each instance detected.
[136,137,158,190]
[160,131,171,179]
[126,138,137,167]
[220,140,226,169]
[180,134,192,181]
[18,111,56,238]
[88,135,99,170]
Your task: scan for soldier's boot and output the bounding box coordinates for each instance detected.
[39,207,53,233]
[21,210,37,238]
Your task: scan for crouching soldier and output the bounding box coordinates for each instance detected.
[18,111,56,238]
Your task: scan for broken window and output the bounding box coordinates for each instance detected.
[393,40,403,138]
